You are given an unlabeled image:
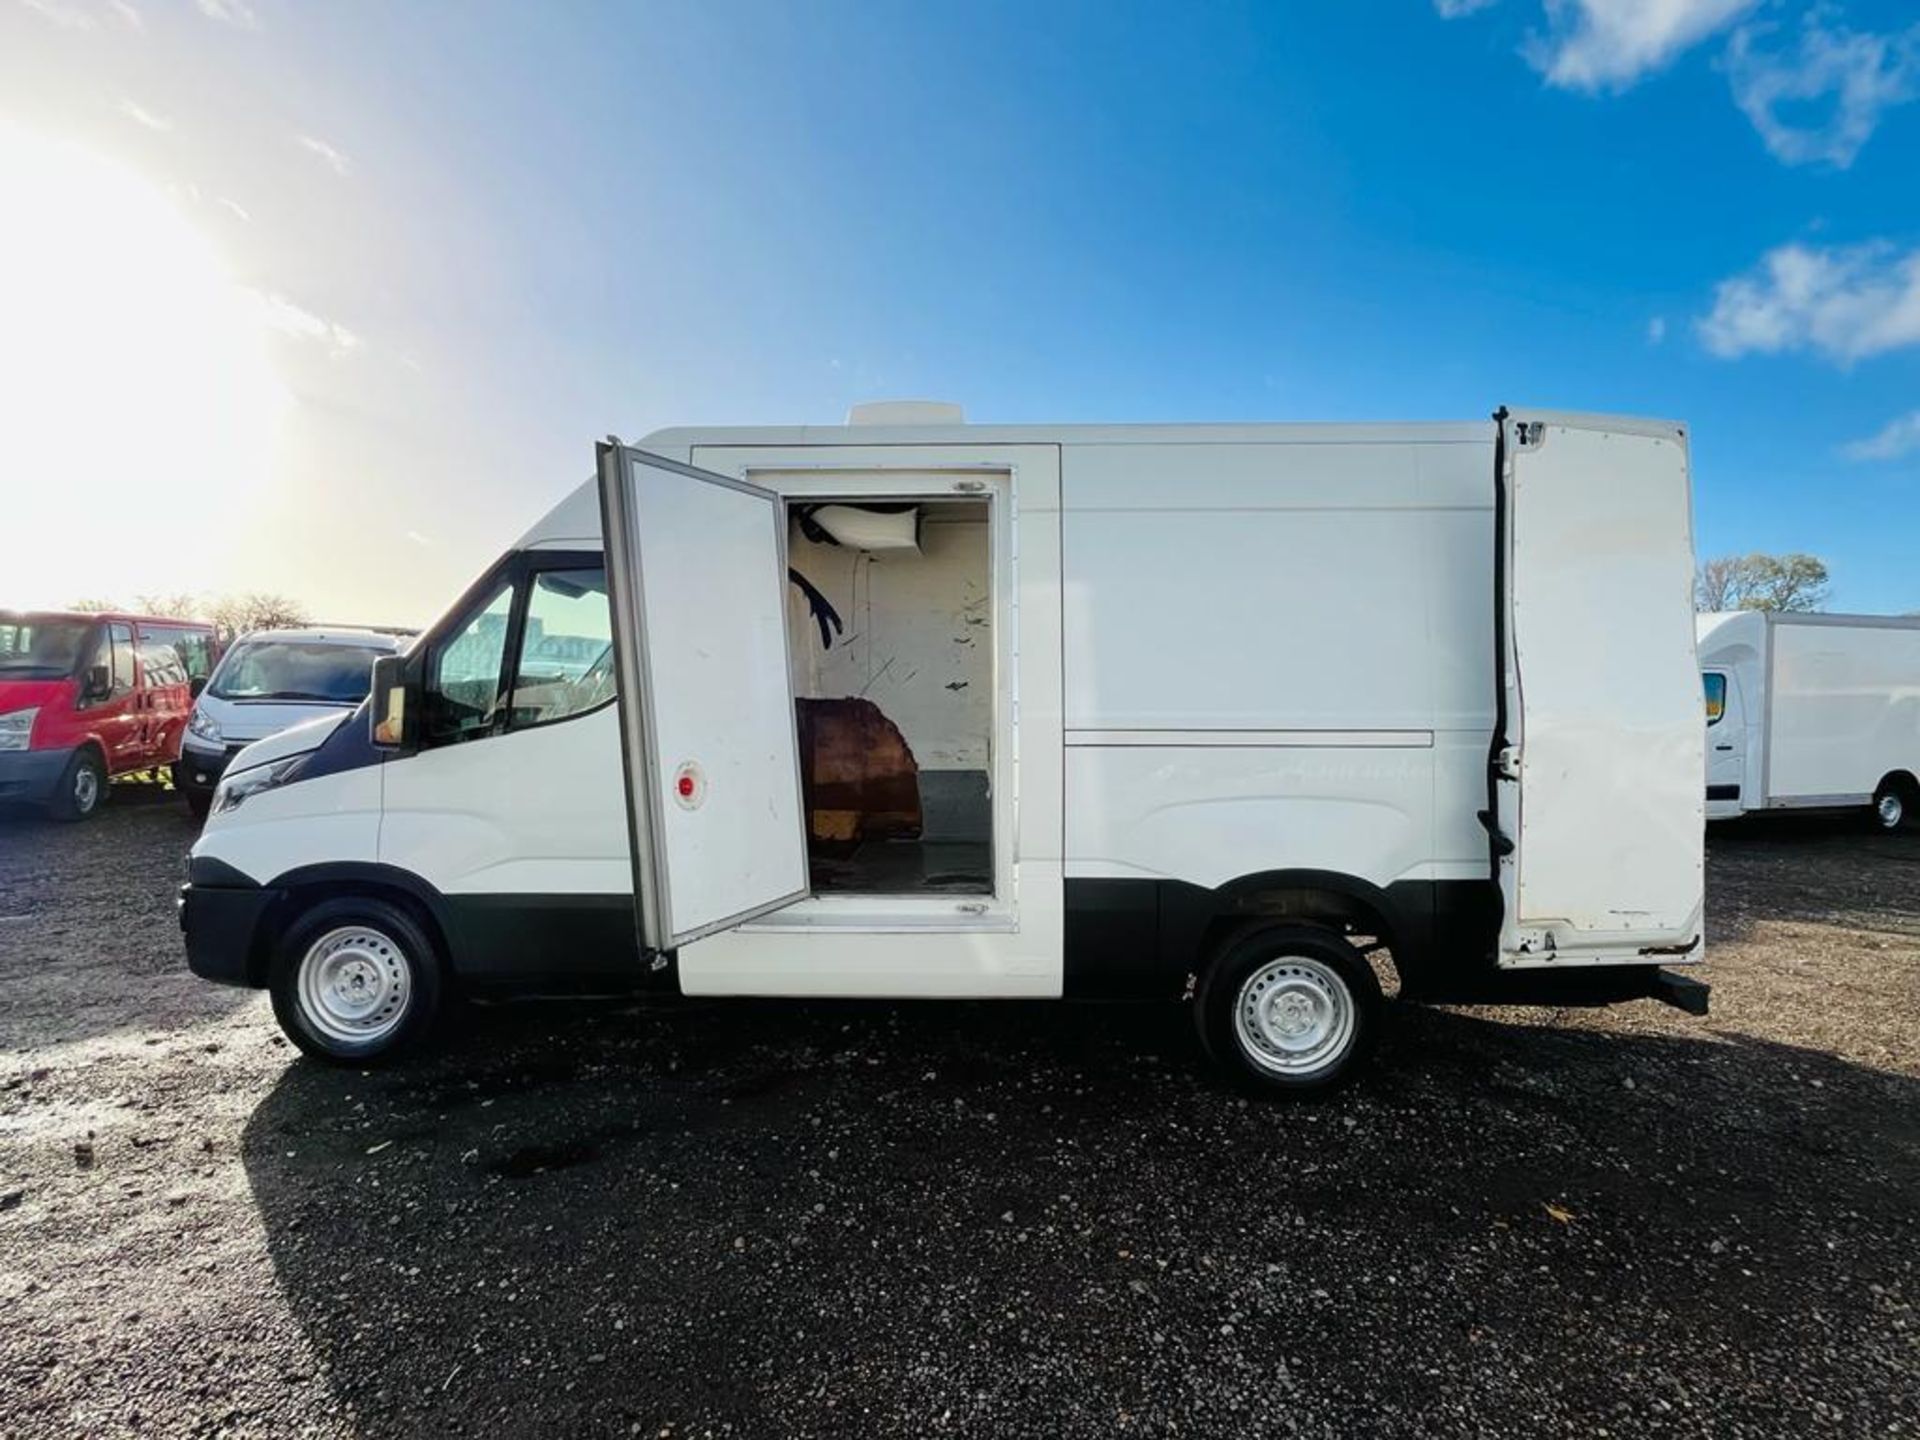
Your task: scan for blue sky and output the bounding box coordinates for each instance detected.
[2,0,1917,619]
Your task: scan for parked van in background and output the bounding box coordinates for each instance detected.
[0,610,217,820]
[175,628,405,818]
[181,408,1707,1095]
[1698,610,1920,832]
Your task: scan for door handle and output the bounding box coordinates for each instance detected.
[1714,744,1733,752]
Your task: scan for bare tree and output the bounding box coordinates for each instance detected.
[1694,552,1830,613]
[134,592,205,619]
[205,593,311,645]
[66,597,122,613]
[1694,556,1740,612]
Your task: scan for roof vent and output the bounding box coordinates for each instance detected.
[845,399,965,427]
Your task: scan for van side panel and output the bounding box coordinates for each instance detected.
[1061,438,1494,894]
[1765,618,1920,805]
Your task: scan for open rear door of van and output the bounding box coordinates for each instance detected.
[597,441,810,953]
[1490,411,1704,968]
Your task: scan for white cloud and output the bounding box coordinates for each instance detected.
[18,0,98,28]
[1529,0,1756,91]
[248,291,360,357]
[117,98,170,132]
[1725,14,1920,168]
[194,0,257,27]
[1843,410,1920,462]
[1699,242,1920,363]
[1435,0,1499,17]
[217,196,251,222]
[1647,314,1668,344]
[294,134,352,177]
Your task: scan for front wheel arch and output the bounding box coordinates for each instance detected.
[252,866,453,989]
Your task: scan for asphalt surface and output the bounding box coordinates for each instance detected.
[1,790,1916,1438]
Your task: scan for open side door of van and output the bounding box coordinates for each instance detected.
[1489,410,1704,969]
[597,441,810,954]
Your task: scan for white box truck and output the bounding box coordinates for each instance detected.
[180,407,1707,1094]
[1698,610,1920,832]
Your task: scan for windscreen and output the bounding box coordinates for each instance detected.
[0,616,96,678]
[210,642,386,704]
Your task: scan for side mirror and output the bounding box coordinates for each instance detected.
[189,676,207,700]
[369,654,416,752]
[83,663,112,702]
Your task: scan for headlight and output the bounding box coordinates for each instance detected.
[0,708,37,752]
[210,754,309,816]
[187,707,222,742]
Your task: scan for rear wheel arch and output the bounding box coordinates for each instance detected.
[1189,869,1407,996]
[1872,772,1918,832]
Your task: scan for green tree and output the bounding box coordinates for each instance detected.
[1694,552,1829,613]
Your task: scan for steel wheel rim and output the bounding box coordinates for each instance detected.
[73,765,100,813]
[1233,956,1356,1077]
[297,926,411,1045]
[1878,793,1903,830]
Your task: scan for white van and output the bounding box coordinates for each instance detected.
[173,628,406,818]
[180,408,1707,1093]
[1698,610,1920,832]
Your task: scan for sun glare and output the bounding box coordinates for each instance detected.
[0,125,286,610]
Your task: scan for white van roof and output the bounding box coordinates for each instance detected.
[233,628,408,649]
[517,417,1503,551]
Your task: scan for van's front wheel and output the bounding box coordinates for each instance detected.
[49,748,106,822]
[270,898,442,1063]
[1196,924,1380,1096]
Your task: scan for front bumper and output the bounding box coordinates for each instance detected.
[178,867,278,987]
[0,746,74,806]
[172,743,240,798]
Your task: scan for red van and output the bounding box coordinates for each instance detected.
[0,610,218,820]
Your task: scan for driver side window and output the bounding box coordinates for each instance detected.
[507,567,613,728]
[423,581,515,746]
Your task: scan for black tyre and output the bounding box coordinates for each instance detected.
[269,896,443,1064]
[1871,778,1915,834]
[1195,923,1381,1096]
[48,748,107,822]
[185,791,212,821]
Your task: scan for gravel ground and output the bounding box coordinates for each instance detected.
[1,790,1916,1438]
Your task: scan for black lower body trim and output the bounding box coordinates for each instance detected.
[1061,876,1502,1000]
[1058,875,1704,1014]
[1707,783,1740,802]
[440,893,657,993]
[179,881,278,986]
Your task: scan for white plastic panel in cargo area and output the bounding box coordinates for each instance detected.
[1062,441,1495,734]
[1498,414,1704,965]
[1065,743,1435,890]
[604,451,809,947]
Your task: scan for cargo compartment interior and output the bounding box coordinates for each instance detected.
[784,496,993,896]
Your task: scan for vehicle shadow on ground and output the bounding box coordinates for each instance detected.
[240,996,1920,1438]
[0,786,252,1048]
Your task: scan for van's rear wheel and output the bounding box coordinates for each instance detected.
[49,748,107,822]
[1196,923,1380,1096]
[1872,779,1913,833]
[270,897,442,1063]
